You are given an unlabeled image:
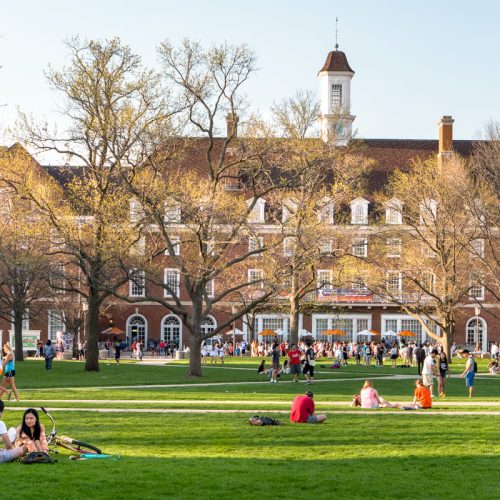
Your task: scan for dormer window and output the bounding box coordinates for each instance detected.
[385,198,403,225]
[282,199,298,223]
[350,198,369,225]
[130,198,145,223]
[247,198,266,223]
[318,198,334,224]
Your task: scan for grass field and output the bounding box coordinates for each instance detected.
[2,357,500,499]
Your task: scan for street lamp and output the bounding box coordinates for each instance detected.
[80,300,88,346]
[474,305,481,352]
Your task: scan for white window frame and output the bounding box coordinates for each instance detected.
[248,269,264,289]
[312,313,372,341]
[283,236,294,257]
[386,271,402,296]
[352,238,368,257]
[318,201,334,224]
[130,198,145,223]
[470,239,485,258]
[205,279,215,297]
[386,238,402,258]
[331,84,343,108]
[164,236,180,256]
[419,199,437,225]
[247,198,266,223]
[164,268,180,297]
[381,314,440,345]
[131,236,146,256]
[129,269,146,298]
[385,198,403,225]
[469,282,485,301]
[164,203,181,223]
[248,236,264,256]
[48,310,65,341]
[350,198,369,225]
[317,269,333,290]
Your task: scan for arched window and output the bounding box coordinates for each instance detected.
[200,316,217,336]
[466,317,487,352]
[127,315,147,344]
[162,315,182,348]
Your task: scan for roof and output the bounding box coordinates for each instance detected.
[319,50,355,74]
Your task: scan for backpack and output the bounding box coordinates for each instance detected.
[22,452,57,464]
[473,359,478,373]
[248,415,281,426]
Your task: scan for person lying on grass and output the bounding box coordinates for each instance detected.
[15,408,48,453]
[401,379,432,410]
[0,400,27,463]
[290,390,327,424]
[351,379,399,409]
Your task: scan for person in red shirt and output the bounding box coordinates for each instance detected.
[287,343,302,383]
[290,391,327,423]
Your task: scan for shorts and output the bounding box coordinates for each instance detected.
[466,372,475,387]
[272,360,280,370]
[306,415,319,423]
[390,354,398,360]
[289,363,301,375]
[422,374,433,387]
[303,363,314,376]
[4,370,15,378]
[0,448,18,463]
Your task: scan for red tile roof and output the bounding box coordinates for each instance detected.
[319,50,355,74]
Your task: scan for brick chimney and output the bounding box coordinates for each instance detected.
[438,115,454,161]
[226,113,239,139]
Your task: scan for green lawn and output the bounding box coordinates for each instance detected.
[2,357,500,499]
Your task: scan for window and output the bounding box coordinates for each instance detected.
[205,279,215,297]
[200,316,216,336]
[48,310,64,341]
[352,277,368,293]
[317,269,333,290]
[262,317,285,334]
[165,236,180,256]
[319,238,333,255]
[420,271,435,294]
[130,199,145,223]
[283,237,294,257]
[22,309,29,331]
[318,202,334,224]
[387,238,402,258]
[247,198,265,223]
[164,203,181,223]
[386,271,402,295]
[350,198,369,225]
[421,243,435,258]
[248,236,263,256]
[131,236,146,256]
[128,315,147,343]
[469,283,484,301]
[164,269,180,297]
[466,317,486,351]
[162,315,181,346]
[352,238,368,257]
[129,269,145,297]
[248,269,264,288]
[49,263,66,292]
[282,199,297,223]
[385,199,403,225]
[470,239,484,258]
[331,84,342,108]
[419,199,437,225]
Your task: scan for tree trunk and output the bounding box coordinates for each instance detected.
[188,332,202,377]
[14,310,24,362]
[84,294,100,372]
[442,325,452,364]
[289,295,300,345]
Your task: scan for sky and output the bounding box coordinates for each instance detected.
[1,0,499,154]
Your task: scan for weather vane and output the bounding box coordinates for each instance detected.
[335,16,339,50]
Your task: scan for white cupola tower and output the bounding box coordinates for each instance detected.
[318,45,355,145]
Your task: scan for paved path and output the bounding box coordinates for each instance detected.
[18,399,500,406]
[15,407,500,416]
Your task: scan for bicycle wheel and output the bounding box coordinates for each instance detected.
[57,436,102,454]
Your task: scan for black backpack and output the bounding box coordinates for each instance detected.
[248,415,281,426]
[22,452,57,464]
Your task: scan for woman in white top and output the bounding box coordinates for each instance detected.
[218,344,225,365]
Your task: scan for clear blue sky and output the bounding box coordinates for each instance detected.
[1,0,499,145]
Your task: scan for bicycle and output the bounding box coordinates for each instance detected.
[41,407,102,455]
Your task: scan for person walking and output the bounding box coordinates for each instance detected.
[43,340,56,370]
[461,350,476,398]
[415,344,426,375]
[287,343,302,383]
[0,344,20,402]
[270,341,280,383]
[113,336,121,365]
[303,342,316,385]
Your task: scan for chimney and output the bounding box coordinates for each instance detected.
[438,115,454,155]
[226,113,239,139]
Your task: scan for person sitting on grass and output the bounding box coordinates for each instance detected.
[402,378,432,410]
[290,390,327,424]
[353,379,399,409]
[0,400,27,463]
[15,408,48,453]
[488,360,499,375]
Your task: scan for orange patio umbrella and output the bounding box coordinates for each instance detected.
[369,329,380,335]
[321,329,346,336]
[398,330,416,337]
[258,329,276,338]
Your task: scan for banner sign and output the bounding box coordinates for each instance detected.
[8,331,40,350]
